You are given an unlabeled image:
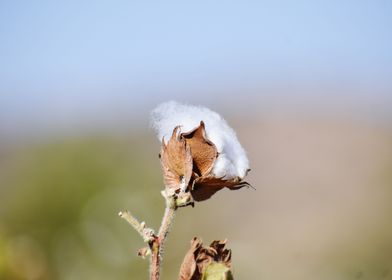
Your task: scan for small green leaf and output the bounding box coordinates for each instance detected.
[201,263,234,280]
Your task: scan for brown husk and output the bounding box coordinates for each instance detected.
[160,122,249,202]
[178,237,232,280]
[160,126,193,192]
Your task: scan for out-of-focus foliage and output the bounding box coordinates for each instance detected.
[0,134,163,280]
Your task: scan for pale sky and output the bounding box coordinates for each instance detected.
[0,0,391,136]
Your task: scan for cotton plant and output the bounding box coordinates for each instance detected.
[152,101,251,203]
[119,101,251,280]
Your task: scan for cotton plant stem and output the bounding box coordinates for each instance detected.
[150,196,177,280]
[119,195,178,280]
[118,210,156,244]
[118,211,147,240]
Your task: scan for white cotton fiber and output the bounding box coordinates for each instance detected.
[150,101,249,179]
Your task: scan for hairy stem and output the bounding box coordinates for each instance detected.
[150,196,176,280]
[118,210,142,232]
[119,194,178,280]
[118,211,155,242]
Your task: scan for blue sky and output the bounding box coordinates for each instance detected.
[0,0,391,134]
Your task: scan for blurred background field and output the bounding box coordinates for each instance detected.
[1,1,392,280]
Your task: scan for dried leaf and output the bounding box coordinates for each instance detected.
[181,121,218,177]
[178,238,233,280]
[160,122,251,202]
[178,237,202,280]
[191,176,250,202]
[160,126,193,191]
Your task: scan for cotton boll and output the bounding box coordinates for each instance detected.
[151,101,249,180]
[151,101,221,141]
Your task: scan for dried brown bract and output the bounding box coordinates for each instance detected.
[178,237,233,280]
[160,126,193,193]
[160,122,250,203]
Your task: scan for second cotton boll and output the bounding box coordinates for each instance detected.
[151,101,251,202]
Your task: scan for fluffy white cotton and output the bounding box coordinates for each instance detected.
[150,101,249,179]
